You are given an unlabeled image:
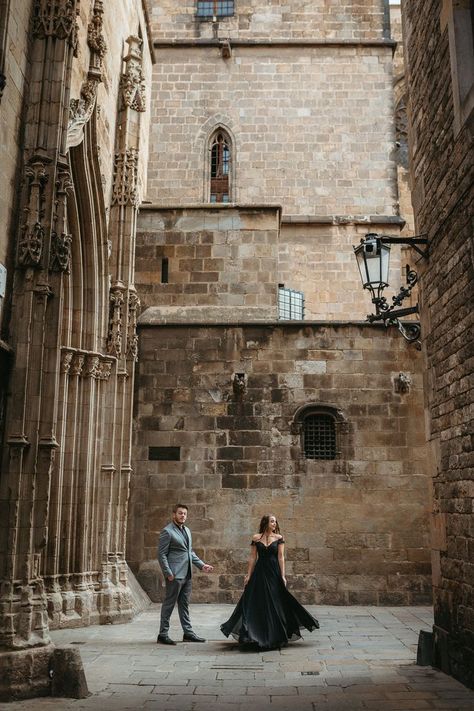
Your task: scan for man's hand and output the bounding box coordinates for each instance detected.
[167,574,175,581]
[202,564,213,573]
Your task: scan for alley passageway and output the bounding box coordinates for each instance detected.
[2,605,473,711]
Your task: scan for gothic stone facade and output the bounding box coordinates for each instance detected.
[131,214,430,609]
[131,292,431,607]
[130,199,431,604]
[145,0,409,320]
[129,1,431,604]
[0,0,152,700]
[403,0,474,690]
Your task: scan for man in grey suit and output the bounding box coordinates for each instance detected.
[157,503,213,645]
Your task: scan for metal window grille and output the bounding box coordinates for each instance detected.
[197,1,234,18]
[278,287,304,320]
[303,414,336,460]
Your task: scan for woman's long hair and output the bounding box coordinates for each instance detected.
[258,513,281,536]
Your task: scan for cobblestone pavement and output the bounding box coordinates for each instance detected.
[2,605,474,711]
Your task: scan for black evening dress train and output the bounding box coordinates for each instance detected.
[220,539,319,650]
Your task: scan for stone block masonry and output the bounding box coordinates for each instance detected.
[403,0,474,690]
[150,0,388,43]
[146,45,397,218]
[136,205,406,322]
[136,205,280,317]
[129,321,432,606]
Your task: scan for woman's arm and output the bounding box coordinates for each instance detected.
[244,542,258,586]
[278,541,286,586]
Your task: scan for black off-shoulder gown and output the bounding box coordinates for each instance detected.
[220,539,319,650]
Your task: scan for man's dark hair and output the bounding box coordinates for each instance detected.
[173,503,188,512]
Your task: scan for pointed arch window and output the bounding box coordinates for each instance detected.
[210,131,231,203]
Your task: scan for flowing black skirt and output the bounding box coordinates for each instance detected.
[220,541,319,650]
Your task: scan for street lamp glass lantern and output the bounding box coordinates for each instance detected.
[353,233,391,301]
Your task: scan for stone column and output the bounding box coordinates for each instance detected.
[0,0,79,699]
[98,35,146,622]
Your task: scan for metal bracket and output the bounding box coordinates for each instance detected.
[377,234,429,260]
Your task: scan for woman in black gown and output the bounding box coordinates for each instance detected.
[220,514,319,650]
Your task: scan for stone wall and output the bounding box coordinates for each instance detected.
[150,0,388,41]
[402,0,474,690]
[136,206,406,322]
[147,44,397,217]
[136,205,280,317]
[0,0,153,700]
[389,2,415,239]
[0,0,31,327]
[278,220,406,321]
[129,321,431,606]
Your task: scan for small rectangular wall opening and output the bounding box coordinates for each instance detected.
[149,446,180,461]
[161,258,169,283]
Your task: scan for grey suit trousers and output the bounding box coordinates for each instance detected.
[159,575,193,635]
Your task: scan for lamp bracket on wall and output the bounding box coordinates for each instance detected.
[375,234,429,260]
[367,265,421,346]
[353,233,429,349]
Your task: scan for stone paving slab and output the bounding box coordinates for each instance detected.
[1,605,473,711]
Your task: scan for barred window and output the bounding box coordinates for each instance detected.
[303,414,336,460]
[278,286,304,320]
[197,1,234,18]
[210,131,231,203]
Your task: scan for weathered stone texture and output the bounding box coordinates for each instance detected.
[71,1,152,208]
[136,205,280,316]
[403,0,474,690]
[150,0,387,42]
[50,648,89,699]
[278,221,405,320]
[0,0,153,701]
[129,322,431,606]
[0,645,54,702]
[389,2,415,238]
[146,45,397,217]
[136,207,406,322]
[0,0,31,325]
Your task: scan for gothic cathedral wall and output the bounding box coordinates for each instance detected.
[0,0,152,700]
[131,317,431,606]
[130,1,431,607]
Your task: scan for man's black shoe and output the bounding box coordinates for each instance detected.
[157,634,177,645]
[183,633,206,642]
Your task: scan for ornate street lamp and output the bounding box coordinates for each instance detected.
[353,233,428,346]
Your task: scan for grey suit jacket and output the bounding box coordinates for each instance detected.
[157,522,204,580]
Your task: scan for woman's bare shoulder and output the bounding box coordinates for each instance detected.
[251,533,261,541]
[276,534,284,540]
